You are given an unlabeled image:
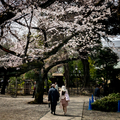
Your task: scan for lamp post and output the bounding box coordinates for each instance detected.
[70,65,81,95]
[75,65,81,94]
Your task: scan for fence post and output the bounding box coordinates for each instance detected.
[91,94,94,103]
[118,100,120,112]
[88,98,92,110]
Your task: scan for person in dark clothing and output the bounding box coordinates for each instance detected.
[32,81,36,98]
[102,82,108,96]
[94,84,100,100]
[48,84,59,115]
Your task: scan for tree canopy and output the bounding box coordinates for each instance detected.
[0,0,120,78]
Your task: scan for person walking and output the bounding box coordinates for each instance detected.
[94,84,100,100]
[102,82,108,96]
[48,84,59,115]
[32,81,36,98]
[55,82,59,91]
[60,85,70,115]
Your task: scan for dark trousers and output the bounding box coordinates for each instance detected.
[32,90,35,98]
[50,102,56,113]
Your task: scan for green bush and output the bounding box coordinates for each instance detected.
[48,80,52,87]
[44,80,52,89]
[91,93,120,112]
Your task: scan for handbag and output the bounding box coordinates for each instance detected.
[65,93,70,101]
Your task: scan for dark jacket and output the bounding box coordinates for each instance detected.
[94,87,100,97]
[48,87,59,106]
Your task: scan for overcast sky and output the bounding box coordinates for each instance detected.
[102,38,120,59]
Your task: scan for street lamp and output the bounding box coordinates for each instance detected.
[75,66,81,77]
[75,65,78,77]
[75,65,78,71]
[69,65,81,95]
[75,65,81,94]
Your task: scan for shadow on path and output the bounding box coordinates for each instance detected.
[54,114,82,117]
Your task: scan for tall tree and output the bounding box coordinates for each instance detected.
[91,47,119,84]
[0,0,120,102]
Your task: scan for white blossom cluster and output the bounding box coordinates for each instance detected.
[0,0,118,68]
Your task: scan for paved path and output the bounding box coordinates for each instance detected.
[1,94,120,120]
[40,96,90,120]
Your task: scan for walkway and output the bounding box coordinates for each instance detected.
[1,94,120,120]
[40,96,90,120]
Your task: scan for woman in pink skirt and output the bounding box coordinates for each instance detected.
[60,85,70,115]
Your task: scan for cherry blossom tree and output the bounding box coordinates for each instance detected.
[0,0,120,102]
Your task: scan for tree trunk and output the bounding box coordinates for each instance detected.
[1,76,8,94]
[34,68,44,103]
[81,58,90,87]
[64,63,70,89]
[1,82,6,94]
[15,77,17,97]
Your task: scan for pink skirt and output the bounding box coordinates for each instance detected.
[61,98,68,107]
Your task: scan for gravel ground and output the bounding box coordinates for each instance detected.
[0,95,49,120]
[82,102,120,120]
[1,94,120,120]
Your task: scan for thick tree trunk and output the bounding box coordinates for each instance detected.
[1,83,6,94]
[64,63,70,89]
[34,68,44,103]
[81,59,90,87]
[1,76,8,94]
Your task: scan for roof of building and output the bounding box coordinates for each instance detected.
[52,73,63,76]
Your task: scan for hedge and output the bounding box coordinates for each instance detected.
[91,93,120,112]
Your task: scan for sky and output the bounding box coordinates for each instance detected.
[102,38,120,68]
[102,38,120,58]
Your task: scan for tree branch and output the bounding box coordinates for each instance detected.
[0,45,20,57]
[94,0,105,6]
[43,57,80,77]
[43,32,79,59]
[24,10,33,56]
[0,12,15,25]
[0,60,43,77]
[41,29,48,47]
[1,0,14,10]
[38,0,56,8]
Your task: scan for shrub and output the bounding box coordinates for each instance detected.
[44,80,52,90]
[91,93,120,112]
[48,80,52,87]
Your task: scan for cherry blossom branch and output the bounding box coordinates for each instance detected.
[9,28,21,42]
[42,32,79,60]
[0,0,57,25]
[94,0,105,6]
[0,60,44,77]
[13,20,47,46]
[0,45,20,57]
[24,9,33,56]
[41,29,48,47]
[1,0,14,10]
[38,0,56,8]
